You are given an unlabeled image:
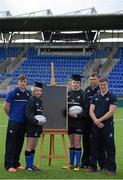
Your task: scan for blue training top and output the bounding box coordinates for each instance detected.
[6,87,31,123]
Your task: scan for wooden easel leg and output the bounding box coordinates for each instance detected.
[52,134,55,155]
[61,134,70,172]
[37,131,70,172]
[37,134,45,168]
[48,134,54,166]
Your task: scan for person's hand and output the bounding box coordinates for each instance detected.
[69,112,77,118]
[96,122,104,128]
[94,119,104,128]
[93,119,98,125]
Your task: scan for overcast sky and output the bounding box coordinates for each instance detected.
[0,0,123,16]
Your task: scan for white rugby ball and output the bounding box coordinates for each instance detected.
[34,115,47,124]
[69,105,83,115]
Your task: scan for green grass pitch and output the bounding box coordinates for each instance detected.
[0,101,123,179]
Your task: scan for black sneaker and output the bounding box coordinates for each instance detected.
[99,168,106,172]
[107,171,116,176]
[85,167,97,173]
[80,162,89,169]
[80,164,89,169]
[32,165,41,171]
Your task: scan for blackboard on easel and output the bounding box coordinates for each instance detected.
[37,63,70,171]
[42,85,67,130]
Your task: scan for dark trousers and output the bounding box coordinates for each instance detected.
[90,122,116,172]
[97,140,107,169]
[81,118,91,167]
[4,120,25,170]
[81,117,107,169]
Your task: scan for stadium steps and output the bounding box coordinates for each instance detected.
[99,58,119,75]
[0,48,26,74]
[7,48,27,73]
[0,48,27,91]
[0,77,12,90]
[99,47,119,75]
[0,57,12,74]
[7,57,26,73]
[81,48,119,89]
[82,57,107,78]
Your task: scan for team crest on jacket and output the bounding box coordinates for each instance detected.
[34,132,38,137]
[97,90,100,93]
[10,130,13,133]
[77,96,80,99]
[109,133,113,137]
[17,93,19,96]
[106,97,109,101]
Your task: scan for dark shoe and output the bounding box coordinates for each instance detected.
[26,167,33,171]
[80,164,89,169]
[80,162,89,169]
[99,168,106,172]
[107,171,116,176]
[32,165,41,171]
[85,167,97,173]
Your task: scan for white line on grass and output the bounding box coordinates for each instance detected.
[0,125,7,127]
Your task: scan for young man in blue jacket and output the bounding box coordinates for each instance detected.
[4,74,31,172]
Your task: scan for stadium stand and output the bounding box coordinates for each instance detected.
[108,48,123,97]
[0,12,123,98]
[10,48,91,85]
[0,47,22,61]
[0,46,123,98]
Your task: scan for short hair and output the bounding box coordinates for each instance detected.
[99,77,108,83]
[90,72,99,78]
[17,74,27,81]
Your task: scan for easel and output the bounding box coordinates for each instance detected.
[36,63,70,171]
[37,129,70,172]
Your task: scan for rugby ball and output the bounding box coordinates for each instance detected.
[69,106,83,115]
[34,115,47,124]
